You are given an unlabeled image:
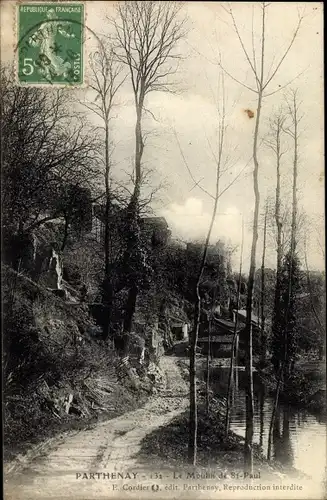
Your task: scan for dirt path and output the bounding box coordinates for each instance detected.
[5,355,189,500]
[5,355,320,500]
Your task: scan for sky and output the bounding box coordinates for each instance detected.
[1,1,324,271]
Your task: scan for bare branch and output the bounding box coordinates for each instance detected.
[173,129,215,200]
[262,13,304,90]
[218,157,253,199]
[228,5,260,89]
[263,67,308,98]
[251,6,259,82]
[218,56,258,94]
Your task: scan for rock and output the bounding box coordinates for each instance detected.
[44,247,63,289]
[87,325,103,338]
[65,394,74,414]
[7,230,63,291]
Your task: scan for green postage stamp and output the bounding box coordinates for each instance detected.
[17,3,84,85]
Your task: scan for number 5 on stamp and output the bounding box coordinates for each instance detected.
[17,3,84,85]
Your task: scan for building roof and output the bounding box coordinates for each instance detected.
[215,318,237,328]
[233,309,272,328]
[198,335,235,344]
[211,317,244,334]
[234,309,259,325]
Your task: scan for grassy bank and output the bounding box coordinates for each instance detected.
[258,359,326,416]
[137,356,302,480]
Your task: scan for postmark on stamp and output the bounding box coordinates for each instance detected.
[17,3,84,85]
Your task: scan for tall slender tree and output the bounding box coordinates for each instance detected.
[86,42,125,277]
[265,110,287,373]
[82,41,125,338]
[110,1,187,354]
[268,90,302,460]
[260,202,268,365]
[220,3,303,471]
[225,215,244,436]
[205,286,215,415]
[175,70,248,464]
[187,74,226,465]
[283,89,302,381]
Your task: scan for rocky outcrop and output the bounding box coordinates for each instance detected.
[6,229,63,291]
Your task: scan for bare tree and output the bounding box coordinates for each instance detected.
[84,40,126,276]
[225,215,244,436]
[188,82,226,465]
[260,202,268,365]
[81,40,126,339]
[1,66,99,265]
[175,70,246,464]
[281,89,302,382]
[174,67,230,463]
[284,89,302,262]
[110,1,187,353]
[265,110,287,373]
[205,288,215,415]
[268,90,303,460]
[220,2,304,471]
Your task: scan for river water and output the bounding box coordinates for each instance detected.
[210,366,326,482]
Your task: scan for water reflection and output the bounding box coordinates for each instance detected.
[210,366,326,481]
[273,404,294,467]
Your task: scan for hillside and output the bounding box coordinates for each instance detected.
[3,265,159,460]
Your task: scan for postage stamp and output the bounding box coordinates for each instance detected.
[17,3,84,85]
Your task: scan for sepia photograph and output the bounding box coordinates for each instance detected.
[1,1,325,499]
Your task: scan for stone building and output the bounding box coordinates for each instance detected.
[91,203,171,248]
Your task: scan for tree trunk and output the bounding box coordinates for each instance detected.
[225,320,238,436]
[270,93,299,457]
[225,216,244,436]
[189,282,200,465]
[267,364,283,460]
[133,83,144,196]
[290,108,298,260]
[285,91,298,382]
[260,205,267,365]
[272,142,283,373]
[104,122,111,277]
[122,89,144,355]
[187,70,225,465]
[102,121,113,341]
[206,285,218,414]
[189,166,221,465]
[205,309,212,415]
[122,283,138,355]
[102,281,113,341]
[244,90,262,472]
